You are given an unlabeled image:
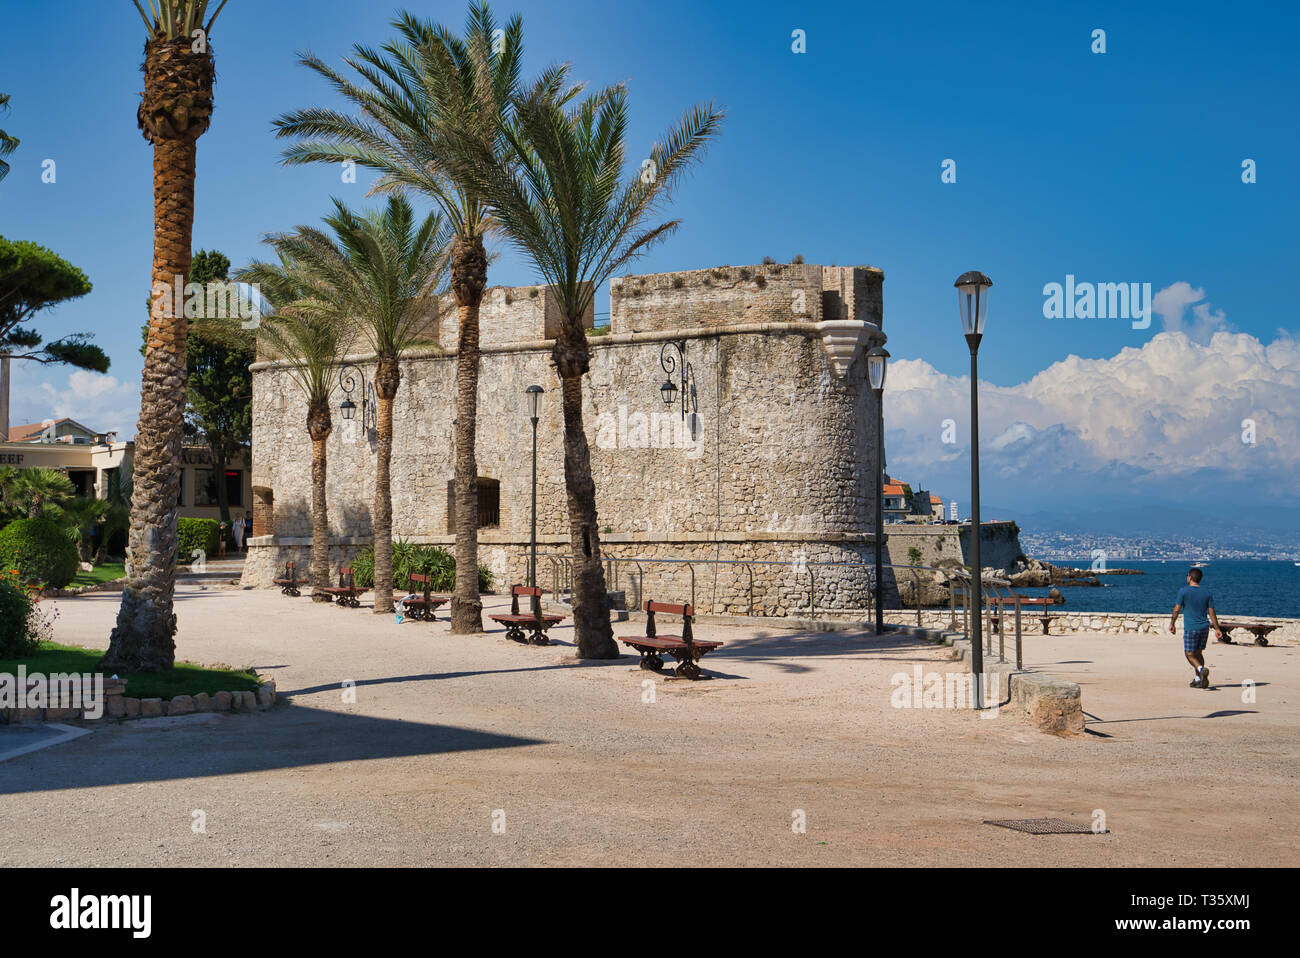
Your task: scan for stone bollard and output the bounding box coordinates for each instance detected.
[1010,673,1084,734]
[256,682,276,710]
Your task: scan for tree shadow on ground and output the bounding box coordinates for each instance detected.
[0,706,545,795]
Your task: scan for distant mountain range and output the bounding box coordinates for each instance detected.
[987,503,1300,542]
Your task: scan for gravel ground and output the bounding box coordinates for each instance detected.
[1,585,1296,867]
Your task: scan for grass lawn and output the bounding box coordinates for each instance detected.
[68,562,126,588]
[0,642,260,700]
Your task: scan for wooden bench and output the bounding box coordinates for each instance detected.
[619,600,723,680]
[987,594,1060,634]
[320,565,363,608]
[488,584,566,645]
[1217,620,1281,647]
[400,573,449,622]
[273,561,301,597]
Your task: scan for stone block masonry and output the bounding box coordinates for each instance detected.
[0,679,277,724]
[245,264,887,615]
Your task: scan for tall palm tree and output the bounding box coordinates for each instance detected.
[260,196,450,613]
[235,252,354,599]
[104,0,226,673]
[444,84,722,657]
[274,4,569,632]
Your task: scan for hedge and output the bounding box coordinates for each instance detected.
[351,541,494,594]
[0,517,80,589]
[0,575,40,656]
[177,517,220,563]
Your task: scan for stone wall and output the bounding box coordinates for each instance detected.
[885,608,1300,644]
[881,520,1027,601]
[431,283,594,349]
[246,264,886,615]
[609,263,883,335]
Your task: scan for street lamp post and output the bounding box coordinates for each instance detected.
[955,270,993,710]
[866,341,890,635]
[525,385,544,588]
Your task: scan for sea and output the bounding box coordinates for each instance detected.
[1010,560,1300,619]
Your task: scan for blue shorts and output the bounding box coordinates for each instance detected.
[1184,627,1209,653]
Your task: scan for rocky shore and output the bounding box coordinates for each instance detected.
[898,556,1144,607]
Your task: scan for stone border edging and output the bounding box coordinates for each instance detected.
[42,577,127,598]
[887,609,1300,644]
[0,678,277,725]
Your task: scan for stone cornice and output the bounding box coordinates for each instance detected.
[249,321,877,373]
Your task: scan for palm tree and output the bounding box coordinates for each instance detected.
[0,92,19,182]
[234,251,355,599]
[274,4,569,632]
[62,496,111,563]
[256,196,450,613]
[11,467,76,519]
[444,84,722,657]
[104,0,226,673]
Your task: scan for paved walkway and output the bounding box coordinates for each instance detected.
[1,585,1296,866]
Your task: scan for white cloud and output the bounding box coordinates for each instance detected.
[885,290,1299,512]
[7,363,140,438]
[1152,281,1231,343]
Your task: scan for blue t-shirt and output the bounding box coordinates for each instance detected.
[1176,585,1214,632]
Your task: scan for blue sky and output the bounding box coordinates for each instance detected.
[1,0,1296,520]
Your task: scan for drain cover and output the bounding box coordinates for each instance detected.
[983,818,1105,834]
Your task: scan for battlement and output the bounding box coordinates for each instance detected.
[277,263,881,360]
[433,283,594,349]
[610,263,883,335]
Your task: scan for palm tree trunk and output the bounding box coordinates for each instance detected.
[554,328,617,658]
[450,237,487,633]
[102,136,193,672]
[372,357,400,614]
[308,399,332,601]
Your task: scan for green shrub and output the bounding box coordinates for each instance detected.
[177,517,220,563]
[0,575,40,656]
[351,541,495,594]
[0,518,80,589]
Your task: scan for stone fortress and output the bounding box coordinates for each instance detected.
[243,261,929,615]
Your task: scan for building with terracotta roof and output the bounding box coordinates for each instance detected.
[1,417,250,519]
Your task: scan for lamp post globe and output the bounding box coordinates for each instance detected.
[660,377,678,407]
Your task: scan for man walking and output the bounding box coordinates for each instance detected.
[1169,567,1223,689]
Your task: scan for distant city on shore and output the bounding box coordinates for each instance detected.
[1020,533,1299,564]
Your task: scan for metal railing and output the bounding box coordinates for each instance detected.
[946,571,1023,670]
[529,551,1027,670]
[532,553,972,621]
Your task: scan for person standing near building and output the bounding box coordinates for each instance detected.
[1169,567,1223,689]
[232,513,245,553]
[243,511,253,551]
